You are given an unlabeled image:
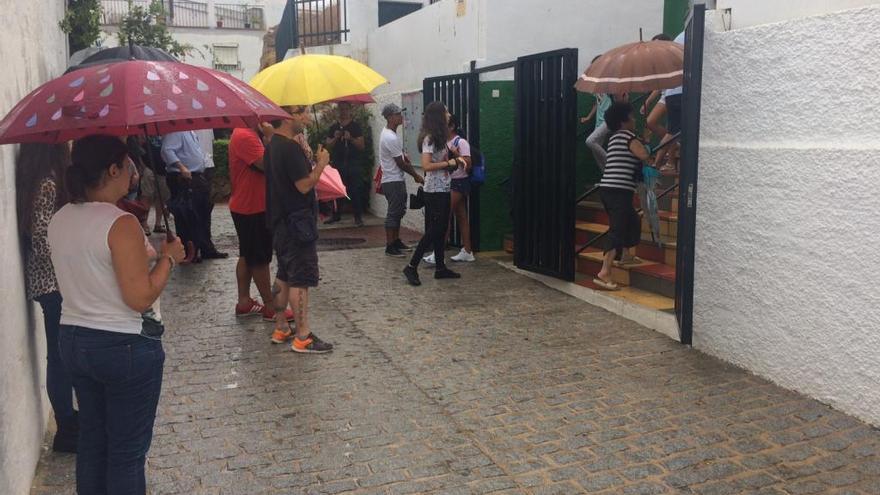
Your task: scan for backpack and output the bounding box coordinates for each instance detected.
[451,136,486,185]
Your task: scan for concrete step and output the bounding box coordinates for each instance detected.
[577,250,676,298]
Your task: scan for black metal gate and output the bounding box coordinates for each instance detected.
[423,73,481,250]
[675,4,706,345]
[512,48,579,280]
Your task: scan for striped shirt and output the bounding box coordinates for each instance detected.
[600,130,641,192]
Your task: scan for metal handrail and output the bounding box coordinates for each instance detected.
[575,182,680,255]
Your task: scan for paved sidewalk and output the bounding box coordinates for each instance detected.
[31,212,880,494]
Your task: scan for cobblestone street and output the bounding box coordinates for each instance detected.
[31,210,880,494]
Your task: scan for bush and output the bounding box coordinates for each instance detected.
[211,139,231,203]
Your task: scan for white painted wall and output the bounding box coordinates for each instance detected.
[365,0,663,231]
[0,2,69,493]
[715,0,880,29]
[694,5,880,426]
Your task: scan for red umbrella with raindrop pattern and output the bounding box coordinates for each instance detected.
[0,60,290,144]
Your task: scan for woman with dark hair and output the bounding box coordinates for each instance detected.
[48,135,185,494]
[403,101,464,286]
[15,142,79,453]
[594,102,651,290]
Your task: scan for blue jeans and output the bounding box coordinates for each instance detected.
[35,291,76,420]
[59,326,165,495]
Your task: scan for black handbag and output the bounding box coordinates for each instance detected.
[409,187,425,209]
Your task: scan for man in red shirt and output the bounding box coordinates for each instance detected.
[229,125,292,322]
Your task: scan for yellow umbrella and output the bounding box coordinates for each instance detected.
[249,54,388,106]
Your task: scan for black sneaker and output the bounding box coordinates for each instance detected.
[434,268,461,280]
[393,239,413,251]
[385,245,406,257]
[291,332,333,354]
[354,217,364,227]
[324,216,341,225]
[403,265,421,286]
[201,250,229,260]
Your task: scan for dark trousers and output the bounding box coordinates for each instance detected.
[35,291,76,420]
[203,168,216,249]
[333,169,364,221]
[59,326,165,495]
[167,173,214,255]
[410,191,451,270]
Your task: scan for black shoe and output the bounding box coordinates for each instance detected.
[201,250,228,260]
[434,268,461,280]
[291,332,333,354]
[393,239,413,251]
[52,412,78,454]
[403,265,421,286]
[324,216,341,225]
[385,246,406,257]
[354,218,365,227]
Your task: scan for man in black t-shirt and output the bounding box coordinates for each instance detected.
[324,102,366,226]
[265,105,333,354]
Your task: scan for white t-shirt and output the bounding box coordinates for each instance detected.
[379,128,405,183]
[448,135,472,180]
[663,31,686,98]
[422,137,451,193]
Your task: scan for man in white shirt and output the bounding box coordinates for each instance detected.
[378,103,423,257]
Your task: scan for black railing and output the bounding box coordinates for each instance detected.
[215,3,264,30]
[575,182,680,255]
[100,0,209,29]
[294,0,349,47]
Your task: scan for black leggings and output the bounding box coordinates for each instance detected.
[599,187,640,259]
[410,191,451,270]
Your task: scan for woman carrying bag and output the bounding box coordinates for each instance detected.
[402,102,465,286]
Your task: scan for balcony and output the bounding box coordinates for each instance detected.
[100,0,264,31]
[293,0,350,47]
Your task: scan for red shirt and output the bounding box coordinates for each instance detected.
[228,128,266,214]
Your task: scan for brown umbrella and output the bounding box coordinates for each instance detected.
[575,40,684,94]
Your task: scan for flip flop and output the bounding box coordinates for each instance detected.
[592,277,620,291]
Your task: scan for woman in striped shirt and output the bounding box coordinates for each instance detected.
[594,102,652,290]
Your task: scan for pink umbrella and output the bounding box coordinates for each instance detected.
[317,166,347,202]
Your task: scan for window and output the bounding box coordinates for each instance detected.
[212,44,241,72]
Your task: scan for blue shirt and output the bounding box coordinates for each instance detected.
[161,131,207,174]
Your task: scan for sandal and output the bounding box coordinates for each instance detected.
[593,277,620,291]
[614,256,643,267]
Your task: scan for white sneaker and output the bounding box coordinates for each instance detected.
[451,248,476,262]
[423,253,436,265]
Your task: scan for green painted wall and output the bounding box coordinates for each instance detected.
[477,81,515,252]
[664,0,689,37]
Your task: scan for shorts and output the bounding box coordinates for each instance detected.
[231,211,273,266]
[140,167,171,203]
[450,178,472,194]
[665,94,682,135]
[381,181,407,229]
[274,223,319,288]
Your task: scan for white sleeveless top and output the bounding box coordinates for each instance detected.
[48,202,143,334]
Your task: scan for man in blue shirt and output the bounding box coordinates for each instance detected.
[162,131,228,261]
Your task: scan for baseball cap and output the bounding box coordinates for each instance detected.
[382,103,406,118]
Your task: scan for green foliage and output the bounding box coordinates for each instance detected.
[306,104,376,183]
[117,0,191,57]
[60,0,102,53]
[212,139,230,177]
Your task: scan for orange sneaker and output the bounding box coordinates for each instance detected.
[270,328,293,344]
[291,332,333,354]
